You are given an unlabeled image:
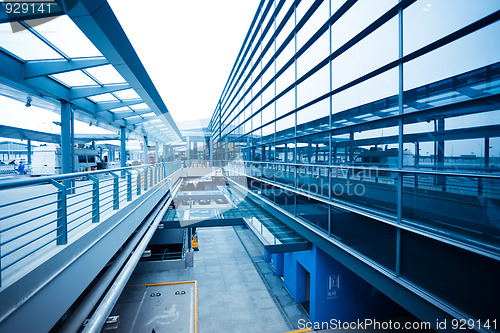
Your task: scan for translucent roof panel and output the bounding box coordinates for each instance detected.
[129,103,149,110]
[109,107,132,112]
[113,88,140,100]
[85,65,126,84]
[87,93,120,103]
[51,70,97,87]
[25,15,102,58]
[0,22,63,60]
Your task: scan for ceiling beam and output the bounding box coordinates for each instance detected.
[96,98,143,112]
[24,57,108,79]
[70,83,130,100]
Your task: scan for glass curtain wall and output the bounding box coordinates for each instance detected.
[210,0,500,323]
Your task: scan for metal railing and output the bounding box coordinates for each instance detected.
[0,161,181,287]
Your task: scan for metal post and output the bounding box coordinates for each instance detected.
[144,168,148,191]
[88,175,100,223]
[149,166,153,188]
[109,172,119,210]
[51,180,68,245]
[155,141,159,163]
[124,170,132,201]
[120,127,126,169]
[136,171,142,196]
[143,136,148,165]
[60,101,72,191]
[27,139,31,168]
[186,136,191,161]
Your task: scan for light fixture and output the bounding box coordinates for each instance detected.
[25,97,32,107]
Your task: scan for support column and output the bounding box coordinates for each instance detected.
[61,101,72,190]
[155,142,159,163]
[120,127,126,169]
[27,139,31,166]
[143,136,148,164]
[209,136,213,163]
[186,136,191,160]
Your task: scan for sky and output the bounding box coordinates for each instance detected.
[0,0,260,138]
[107,0,260,124]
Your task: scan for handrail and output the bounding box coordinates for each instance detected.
[0,162,181,190]
[0,161,182,288]
[214,159,500,180]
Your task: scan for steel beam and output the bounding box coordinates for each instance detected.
[24,57,108,79]
[95,98,143,112]
[70,83,130,100]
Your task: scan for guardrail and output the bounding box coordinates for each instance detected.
[0,161,181,287]
[0,165,15,175]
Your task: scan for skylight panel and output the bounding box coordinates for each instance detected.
[85,64,126,84]
[0,22,63,60]
[25,15,102,58]
[113,88,140,100]
[51,70,97,86]
[129,103,149,110]
[87,93,119,103]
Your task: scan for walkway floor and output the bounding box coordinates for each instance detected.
[128,226,293,333]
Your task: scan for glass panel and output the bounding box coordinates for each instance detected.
[276,114,295,140]
[400,230,500,320]
[129,103,149,110]
[297,30,329,78]
[296,0,329,51]
[332,68,398,118]
[402,173,500,250]
[296,194,329,232]
[403,22,500,93]
[331,207,397,271]
[30,15,102,58]
[297,64,330,109]
[403,0,500,56]
[113,89,141,100]
[276,88,295,118]
[332,17,398,90]
[51,70,97,86]
[0,22,63,60]
[85,65,126,84]
[331,0,398,53]
[87,93,119,103]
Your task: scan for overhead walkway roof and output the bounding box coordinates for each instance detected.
[0,0,182,144]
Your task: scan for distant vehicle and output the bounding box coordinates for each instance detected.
[31,145,102,176]
[181,199,191,206]
[147,152,156,164]
[198,199,210,205]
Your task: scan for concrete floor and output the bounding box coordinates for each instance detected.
[128,226,293,333]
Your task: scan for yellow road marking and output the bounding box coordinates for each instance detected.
[284,329,312,333]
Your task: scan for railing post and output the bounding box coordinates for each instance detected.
[149,166,154,188]
[88,175,100,223]
[50,180,68,245]
[144,168,148,191]
[109,171,119,210]
[137,170,142,196]
[125,170,132,201]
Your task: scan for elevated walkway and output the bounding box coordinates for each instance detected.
[0,162,181,332]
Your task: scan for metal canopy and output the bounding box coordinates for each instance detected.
[0,0,183,144]
[0,124,119,143]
